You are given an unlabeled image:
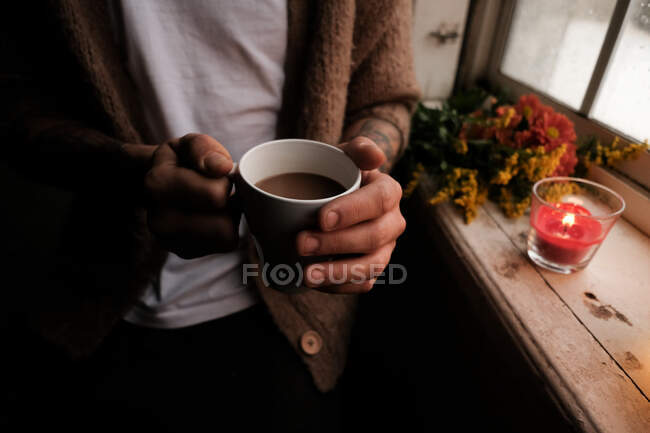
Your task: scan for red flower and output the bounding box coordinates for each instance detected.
[459,93,579,175]
[495,106,522,129]
[494,129,511,146]
[531,110,576,151]
[513,130,536,148]
[516,94,551,121]
[487,106,521,147]
[459,122,487,140]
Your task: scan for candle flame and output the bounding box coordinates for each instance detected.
[562,213,575,227]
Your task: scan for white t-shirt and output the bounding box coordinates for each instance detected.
[110,0,288,328]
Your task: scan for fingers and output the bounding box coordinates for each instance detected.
[172,133,234,177]
[144,135,239,258]
[145,162,232,211]
[303,242,395,291]
[297,207,405,255]
[318,170,402,231]
[151,141,179,168]
[340,136,386,171]
[148,207,240,258]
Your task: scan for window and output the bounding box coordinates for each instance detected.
[488,0,650,156]
[591,2,650,142]
[495,0,650,143]
[499,0,650,145]
[501,0,618,111]
[475,0,650,233]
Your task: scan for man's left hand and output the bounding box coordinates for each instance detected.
[295,137,406,293]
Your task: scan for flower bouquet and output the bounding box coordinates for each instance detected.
[400,89,647,223]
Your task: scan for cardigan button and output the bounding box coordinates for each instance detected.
[300,330,323,356]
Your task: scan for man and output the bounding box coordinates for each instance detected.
[4,0,419,431]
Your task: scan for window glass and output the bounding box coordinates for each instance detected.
[591,2,650,142]
[501,0,617,109]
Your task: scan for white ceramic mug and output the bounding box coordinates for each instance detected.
[234,139,361,292]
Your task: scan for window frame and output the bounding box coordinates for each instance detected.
[460,0,650,234]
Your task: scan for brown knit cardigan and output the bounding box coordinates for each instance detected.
[5,0,419,392]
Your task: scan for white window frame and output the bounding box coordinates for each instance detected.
[457,0,650,235]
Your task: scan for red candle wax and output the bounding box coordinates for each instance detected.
[531,203,603,265]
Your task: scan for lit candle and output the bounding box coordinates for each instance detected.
[562,212,575,232]
[531,202,603,265]
[528,177,624,274]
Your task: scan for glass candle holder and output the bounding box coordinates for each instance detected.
[527,177,625,274]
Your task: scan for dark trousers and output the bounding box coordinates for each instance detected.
[7,304,342,433]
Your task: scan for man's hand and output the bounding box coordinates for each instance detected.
[296,135,406,294]
[144,133,240,259]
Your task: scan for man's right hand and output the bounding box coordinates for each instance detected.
[144,133,240,259]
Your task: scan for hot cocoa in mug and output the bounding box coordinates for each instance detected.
[233,139,361,292]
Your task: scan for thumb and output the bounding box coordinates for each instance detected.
[171,133,233,177]
[340,136,386,171]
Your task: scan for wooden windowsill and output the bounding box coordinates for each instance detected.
[411,176,650,433]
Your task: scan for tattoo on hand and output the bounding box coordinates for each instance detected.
[357,119,400,172]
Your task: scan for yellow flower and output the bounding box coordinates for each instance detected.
[540,182,581,203]
[491,170,513,185]
[519,144,566,182]
[586,136,647,170]
[498,188,531,218]
[493,144,567,218]
[495,107,516,128]
[453,138,468,155]
[602,137,646,166]
[506,153,519,168]
[429,190,449,205]
[428,168,482,223]
[490,153,519,185]
[402,163,425,198]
